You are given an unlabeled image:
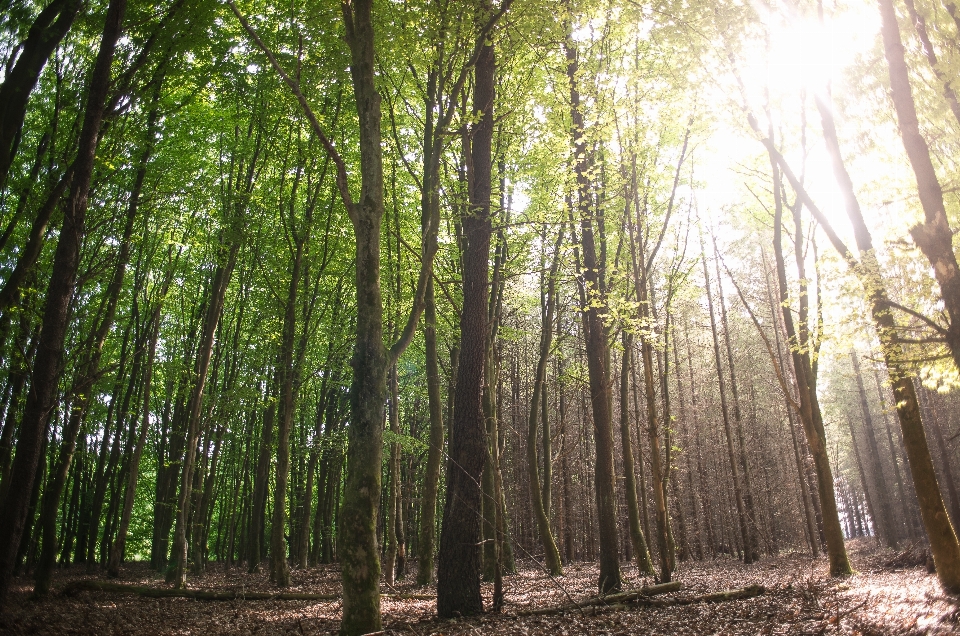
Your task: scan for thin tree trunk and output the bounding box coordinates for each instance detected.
[701,245,755,566]
[760,124,852,576]
[384,363,401,585]
[620,333,654,575]
[713,245,759,564]
[417,278,443,585]
[526,226,563,576]
[168,245,240,588]
[248,377,277,572]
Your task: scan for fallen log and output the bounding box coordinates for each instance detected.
[595,581,682,604]
[61,580,434,601]
[515,583,765,617]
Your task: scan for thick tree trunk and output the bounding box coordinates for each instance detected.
[35,92,159,590]
[0,0,125,606]
[437,10,495,616]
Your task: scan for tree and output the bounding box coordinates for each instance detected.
[0,0,126,606]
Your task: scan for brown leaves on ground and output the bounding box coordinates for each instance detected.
[1,539,956,635]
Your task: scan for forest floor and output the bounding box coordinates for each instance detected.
[1,539,957,635]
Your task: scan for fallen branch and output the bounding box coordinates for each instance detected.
[61,580,434,601]
[515,583,765,616]
[517,581,682,616]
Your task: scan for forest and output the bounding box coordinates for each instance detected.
[0,0,960,633]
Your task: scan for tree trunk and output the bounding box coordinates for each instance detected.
[168,246,240,588]
[108,300,163,577]
[876,0,960,370]
[437,6,495,615]
[714,250,759,564]
[762,125,852,577]
[270,237,304,588]
[0,0,81,189]
[417,278,444,585]
[620,333,654,575]
[758,87,960,590]
[564,20,622,596]
[701,245,755,566]
[384,363,401,585]
[526,226,563,576]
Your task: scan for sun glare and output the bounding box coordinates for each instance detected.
[756,5,880,95]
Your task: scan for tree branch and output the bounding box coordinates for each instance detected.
[227,0,357,224]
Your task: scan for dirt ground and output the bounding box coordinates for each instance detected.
[1,539,957,635]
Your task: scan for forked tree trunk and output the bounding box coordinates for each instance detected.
[0,0,81,189]
[761,126,852,577]
[756,89,960,590]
